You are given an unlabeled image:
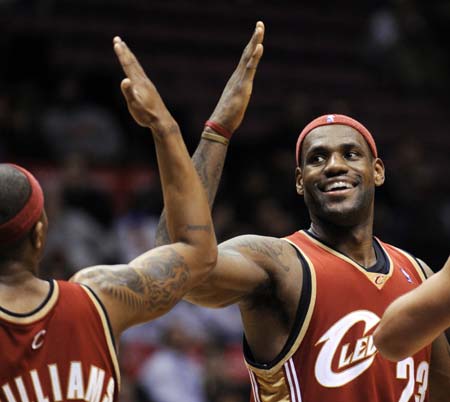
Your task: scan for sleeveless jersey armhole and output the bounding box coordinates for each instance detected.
[394,247,428,282]
[244,243,313,371]
[81,284,117,349]
[80,284,121,389]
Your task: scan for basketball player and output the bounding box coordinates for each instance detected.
[154,21,450,400]
[374,257,450,361]
[0,37,217,401]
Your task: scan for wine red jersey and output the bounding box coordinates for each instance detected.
[0,280,120,402]
[245,230,431,402]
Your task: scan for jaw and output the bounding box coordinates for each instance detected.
[305,186,374,227]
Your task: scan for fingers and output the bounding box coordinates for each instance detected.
[243,22,264,80]
[247,43,264,70]
[240,21,265,66]
[247,21,265,52]
[255,21,265,46]
[113,36,147,80]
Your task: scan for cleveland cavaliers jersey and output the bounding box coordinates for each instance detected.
[245,230,431,402]
[0,280,120,402]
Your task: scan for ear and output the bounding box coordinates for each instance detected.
[31,220,46,251]
[373,158,385,187]
[295,167,304,195]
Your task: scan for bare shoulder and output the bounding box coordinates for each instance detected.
[225,235,306,355]
[219,234,303,295]
[183,235,301,309]
[220,234,301,274]
[416,258,434,278]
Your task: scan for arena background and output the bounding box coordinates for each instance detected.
[1,1,449,401]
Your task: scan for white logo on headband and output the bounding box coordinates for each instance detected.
[326,114,335,123]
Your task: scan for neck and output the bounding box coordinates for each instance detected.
[309,216,376,267]
[0,260,39,285]
[0,263,49,315]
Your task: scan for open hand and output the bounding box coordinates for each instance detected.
[208,21,265,134]
[113,36,173,132]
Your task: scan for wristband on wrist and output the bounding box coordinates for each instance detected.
[201,131,229,146]
[204,120,233,140]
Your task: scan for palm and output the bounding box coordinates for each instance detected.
[113,37,170,130]
[209,21,264,133]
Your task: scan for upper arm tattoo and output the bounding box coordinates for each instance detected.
[81,248,190,317]
[232,237,291,273]
[228,237,295,317]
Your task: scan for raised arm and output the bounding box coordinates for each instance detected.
[154,21,264,245]
[374,257,450,360]
[72,37,216,338]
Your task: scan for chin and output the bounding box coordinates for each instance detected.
[310,199,369,227]
[306,187,374,226]
[320,208,362,226]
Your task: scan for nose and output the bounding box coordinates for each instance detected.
[323,153,349,177]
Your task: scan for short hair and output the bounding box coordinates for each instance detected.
[0,164,31,225]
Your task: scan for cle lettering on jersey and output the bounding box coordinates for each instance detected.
[315,310,380,387]
[1,362,114,402]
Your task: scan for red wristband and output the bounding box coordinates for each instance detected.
[204,120,233,140]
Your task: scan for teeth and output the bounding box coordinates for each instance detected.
[324,181,353,192]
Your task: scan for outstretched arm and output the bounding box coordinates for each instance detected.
[154,21,265,246]
[182,234,300,308]
[374,257,450,361]
[374,258,450,402]
[72,37,216,338]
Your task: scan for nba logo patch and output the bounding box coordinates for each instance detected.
[400,268,413,283]
[326,114,335,123]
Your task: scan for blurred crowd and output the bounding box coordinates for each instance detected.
[1,1,449,401]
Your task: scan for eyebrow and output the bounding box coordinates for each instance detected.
[305,141,365,156]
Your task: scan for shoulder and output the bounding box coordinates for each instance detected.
[219,235,303,292]
[378,240,433,279]
[57,279,90,299]
[54,279,107,325]
[70,264,130,288]
[220,234,300,266]
[414,258,434,278]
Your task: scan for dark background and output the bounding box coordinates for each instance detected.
[1,1,449,400]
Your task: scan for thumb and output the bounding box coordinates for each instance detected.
[120,78,135,103]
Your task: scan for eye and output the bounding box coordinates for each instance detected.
[308,154,326,164]
[345,150,360,160]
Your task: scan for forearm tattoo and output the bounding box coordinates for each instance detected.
[155,139,227,246]
[85,248,190,314]
[193,143,226,205]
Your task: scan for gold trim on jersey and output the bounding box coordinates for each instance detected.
[392,247,427,282]
[80,285,121,390]
[0,280,59,324]
[248,359,300,402]
[246,239,316,378]
[300,231,394,290]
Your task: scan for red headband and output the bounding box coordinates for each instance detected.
[295,114,378,166]
[0,164,44,245]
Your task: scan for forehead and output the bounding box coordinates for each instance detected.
[302,124,370,154]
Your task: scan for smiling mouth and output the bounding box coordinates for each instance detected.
[320,181,356,193]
